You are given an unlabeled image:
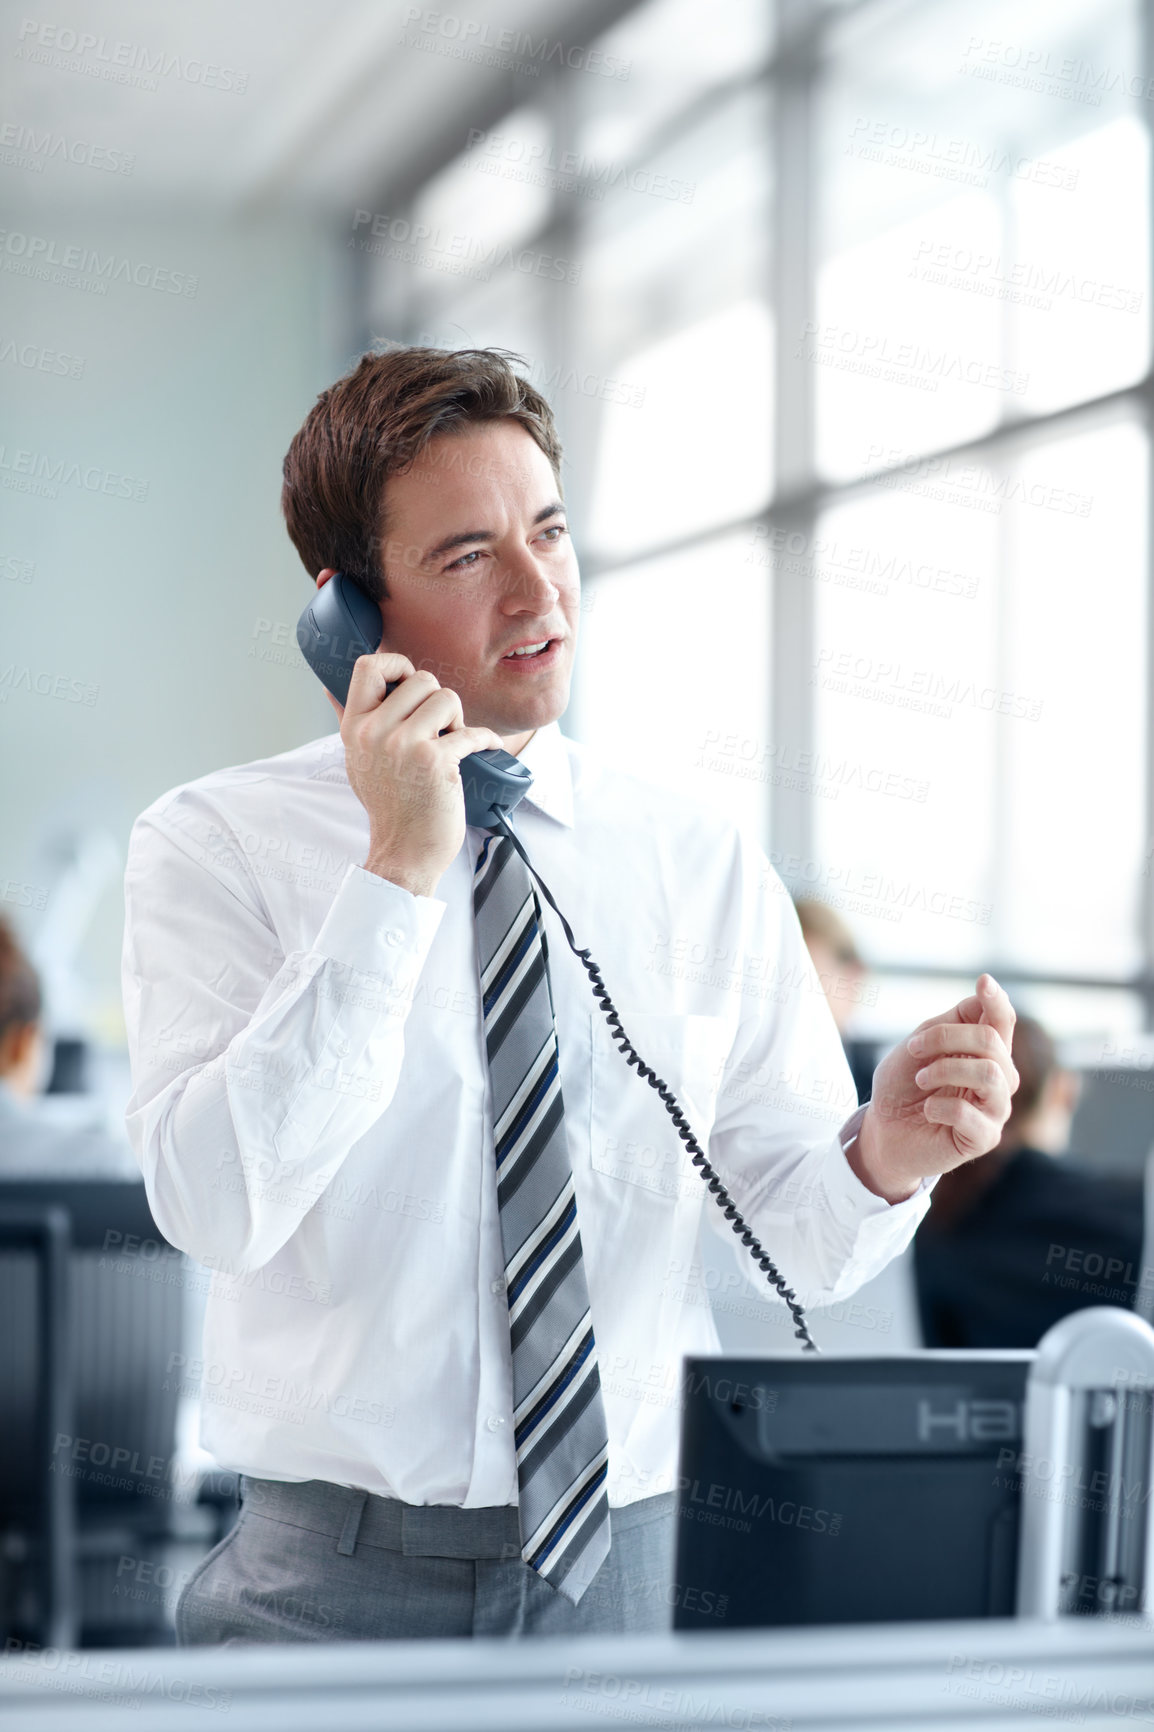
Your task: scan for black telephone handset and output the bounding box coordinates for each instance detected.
[295,570,532,831]
[294,571,819,1350]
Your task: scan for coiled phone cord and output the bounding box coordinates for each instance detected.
[493,814,819,1354]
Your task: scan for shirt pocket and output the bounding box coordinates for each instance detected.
[588,1007,733,1202]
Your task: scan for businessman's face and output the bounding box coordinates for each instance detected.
[375,419,579,746]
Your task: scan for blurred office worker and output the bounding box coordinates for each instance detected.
[915,1014,1144,1348]
[794,897,880,1106]
[0,915,136,1178]
[121,348,1018,1645]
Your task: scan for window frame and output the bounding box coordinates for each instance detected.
[364,0,1154,1028]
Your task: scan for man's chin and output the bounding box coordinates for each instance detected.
[481,687,570,743]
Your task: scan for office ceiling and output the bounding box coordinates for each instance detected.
[2,0,630,215]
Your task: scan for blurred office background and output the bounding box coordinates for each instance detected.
[2,0,1154,1642]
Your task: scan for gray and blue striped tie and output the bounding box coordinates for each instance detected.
[473,831,611,1604]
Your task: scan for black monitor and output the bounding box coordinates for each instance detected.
[673,1352,1032,1631]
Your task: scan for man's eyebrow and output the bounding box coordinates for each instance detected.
[422,500,566,562]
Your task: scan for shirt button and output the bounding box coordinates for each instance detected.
[490,1277,506,1295]
[486,1415,505,1432]
[384,929,403,947]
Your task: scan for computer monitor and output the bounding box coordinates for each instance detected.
[673,1352,1032,1631]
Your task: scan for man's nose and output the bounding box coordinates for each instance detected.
[500,556,559,612]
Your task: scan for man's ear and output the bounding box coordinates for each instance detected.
[317,567,337,588]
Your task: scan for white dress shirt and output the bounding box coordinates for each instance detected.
[121,720,931,1509]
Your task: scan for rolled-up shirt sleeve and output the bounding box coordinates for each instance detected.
[121,794,444,1271]
[702,840,933,1306]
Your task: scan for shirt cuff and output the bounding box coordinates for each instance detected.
[310,862,446,977]
[820,1114,935,1236]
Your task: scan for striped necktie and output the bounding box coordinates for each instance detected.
[473,830,611,1604]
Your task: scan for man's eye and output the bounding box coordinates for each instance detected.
[446,550,483,571]
[540,525,567,543]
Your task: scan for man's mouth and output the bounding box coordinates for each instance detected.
[501,638,558,662]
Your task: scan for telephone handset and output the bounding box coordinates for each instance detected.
[295,570,532,831]
[294,570,819,1350]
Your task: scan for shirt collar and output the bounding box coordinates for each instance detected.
[516,720,574,829]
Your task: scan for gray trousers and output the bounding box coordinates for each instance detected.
[176,1477,677,1644]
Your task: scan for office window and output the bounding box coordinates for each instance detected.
[1010,116,1150,416]
[398,0,1154,1043]
[811,414,1147,979]
[576,0,772,166]
[997,418,1147,975]
[810,482,1001,969]
[815,0,1147,480]
[580,87,772,555]
[587,299,772,558]
[576,531,771,839]
[578,87,771,365]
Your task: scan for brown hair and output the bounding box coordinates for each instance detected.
[794,898,862,967]
[1002,1014,1055,1136]
[927,1011,1056,1226]
[0,914,41,1045]
[281,346,564,603]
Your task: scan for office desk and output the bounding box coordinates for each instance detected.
[0,1617,1150,1730]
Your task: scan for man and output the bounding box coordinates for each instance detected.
[915,1014,1142,1348]
[794,897,878,1105]
[121,347,1017,1645]
[0,913,137,1176]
